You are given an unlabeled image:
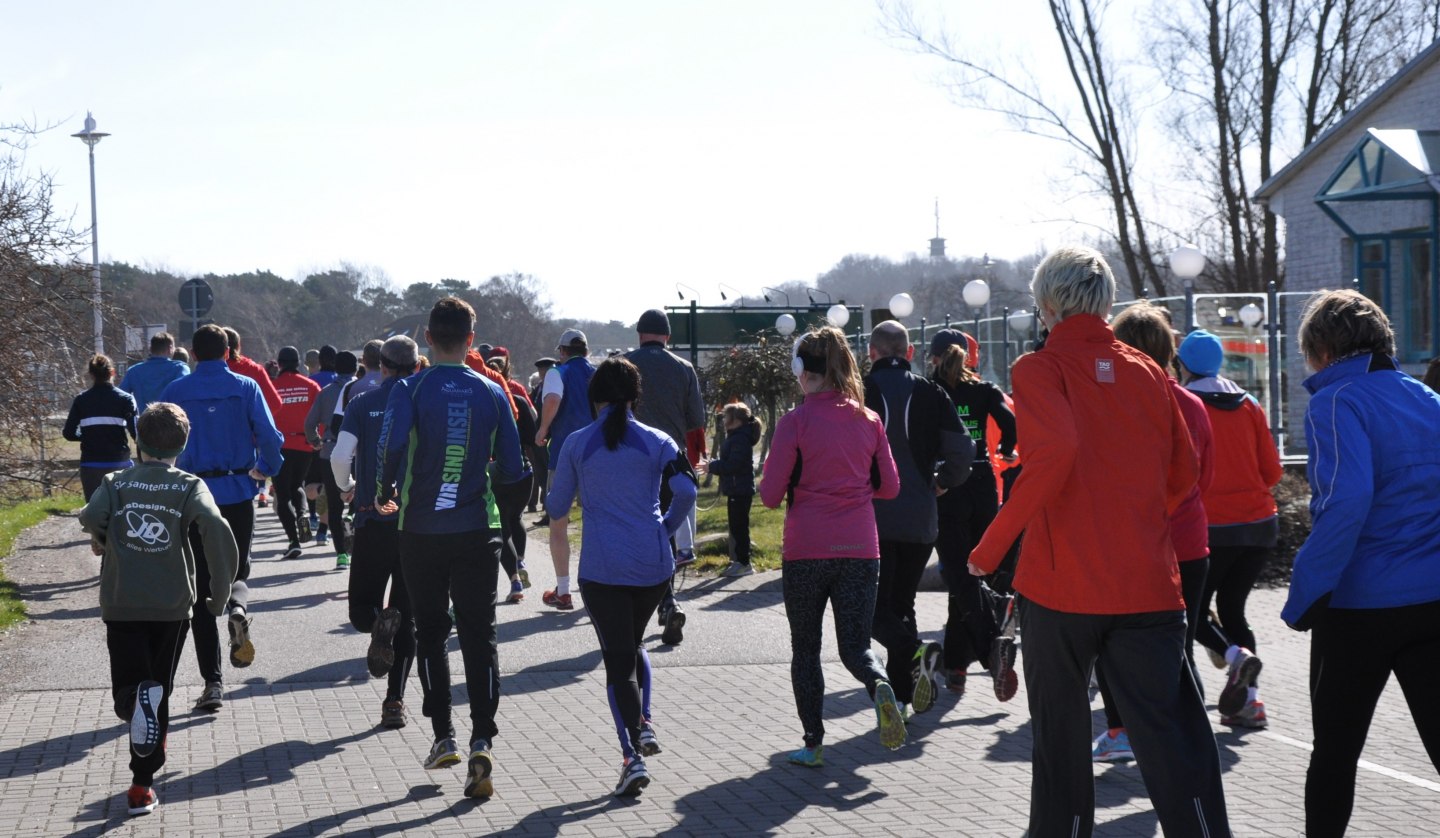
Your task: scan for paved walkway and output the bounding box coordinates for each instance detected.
[0,509,1436,836]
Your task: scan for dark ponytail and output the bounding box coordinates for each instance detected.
[587,357,643,450]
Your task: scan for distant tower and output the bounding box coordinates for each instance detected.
[928,198,946,259]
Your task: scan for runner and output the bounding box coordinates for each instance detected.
[306,350,358,568]
[547,357,698,796]
[222,326,282,418]
[63,354,137,501]
[487,354,537,603]
[759,326,904,765]
[376,297,524,798]
[272,347,322,559]
[331,335,426,730]
[536,329,596,610]
[118,332,189,415]
[311,345,338,388]
[528,357,558,519]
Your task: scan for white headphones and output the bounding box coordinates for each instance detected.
[791,337,806,379]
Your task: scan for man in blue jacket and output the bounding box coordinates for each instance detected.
[160,325,283,712]
[534,328,595,608]
[119,332,189,415]
[377,297,523,799]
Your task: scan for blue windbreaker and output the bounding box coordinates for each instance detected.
[547,406,697,587]
[160,360,284,506]
[119,356,190,415]
[378,363,523,535]
[1282,353,1440,628]
[547,355,596,461]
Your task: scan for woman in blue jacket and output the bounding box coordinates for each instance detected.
[1285,289,1440,837]
[63,354,137,500]
[547,357,697,798]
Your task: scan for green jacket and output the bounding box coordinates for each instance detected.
[80,460,238,621]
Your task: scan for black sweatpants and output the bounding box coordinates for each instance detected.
[1195,544,1269,663]
[783,558,888,749]
[495,474,533,579]
[1306,598,1440,838]
[349,519,417,703]
[871,540,932,704]
[81,465,126,502]
[400,529,502,747]
[274,449,314,544]
[189,500,254,685]
[580,578,667,760]
[1022,599,1229,838]
[320,459,350,554]
[1099,556,1209,729]
[937,469,1001,669]
[107,619,189,786]
[726,494,753,565]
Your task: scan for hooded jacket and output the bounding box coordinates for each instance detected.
[160,360,284,506]
[1184,375,1282,541]
[707,417,759,496]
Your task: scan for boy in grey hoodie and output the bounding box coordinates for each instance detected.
[79,402,239,817]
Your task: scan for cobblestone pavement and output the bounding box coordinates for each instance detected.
[0,509,1436,836]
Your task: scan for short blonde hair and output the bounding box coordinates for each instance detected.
[1299,289,1395,365]
[1032,245,1117,322]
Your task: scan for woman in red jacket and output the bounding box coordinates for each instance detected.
[272,346,321,558]
[967,246,1228,838]
[1178,329,1283,729]
[759,326,901,767]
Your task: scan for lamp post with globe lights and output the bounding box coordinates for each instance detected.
[72,112,110,355]
[775,313,796,337]
[963,278,990,371]
[1170,244,1206,332]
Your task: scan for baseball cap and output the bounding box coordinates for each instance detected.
[557,328,587,349]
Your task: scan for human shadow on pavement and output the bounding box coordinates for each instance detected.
[158,727,380,802]
[491,791,645,836]
[0,725,125,781]
[267,783,464,837]
[254,589,349,612]
[245,569,334,589]
[695,586,785,615]
[16,575,97,600]
[24,536,91,552]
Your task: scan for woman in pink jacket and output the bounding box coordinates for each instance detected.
[760,326,902,767]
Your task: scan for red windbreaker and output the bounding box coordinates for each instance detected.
[272,371,320,452]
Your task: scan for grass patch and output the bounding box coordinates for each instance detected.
[691,483,784,573]
[0,491,83,631]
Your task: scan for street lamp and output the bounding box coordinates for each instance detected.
[888,293,915,319]
[762,286,791,306]
[775,314,797,336]
[1171,244,1206,332]
[718,283,745,304]
[963,278,990,359]
[72,112,110,355]
[805,287,833,305]
[675,282,701,301]
[1238,303,1263,328]
[826,304,850,328]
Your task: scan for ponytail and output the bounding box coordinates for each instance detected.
[601,402,630,450]
[934,345,977,388]
[797,326,863,408]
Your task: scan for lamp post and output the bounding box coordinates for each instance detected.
[72,112,110,355]
[963,278,990,366]
[775,314,796,336]
[1170,243,1206,332]
[762,286,791,307]
[1007,307,1034,388]
[718,283,745,304]
[805,287,832,305]
[888,292,915,319]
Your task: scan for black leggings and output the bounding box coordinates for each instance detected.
[274,449,314,544]
[871,541,931,704]
[495,474,533,579]
[1099,556,1209,729]
[1307,599,1440,837]
[727,494,752,565]
[106,619,189,786]
[321,460,349,554]
[349,519,417,703]
[937,471,1001,670]
[1195,544,1269,668]
[579,578,667,760]
[189,500,254,684]
[783,558,888,748]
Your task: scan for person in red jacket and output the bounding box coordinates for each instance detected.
[223,327,282,509]
[272,346,321,558]
[1178,328,1284,729]
[967,246,1228,838]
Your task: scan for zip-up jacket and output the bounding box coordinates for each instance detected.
[1185,375,1282,540]
[968,314,1197,615]
[228,354,282,417]
[547,406,697,587]
[377,363,523,535]
[80,460,238,621]
[118,356,189,415]
[63,383,137,468]
[1283,353,1440,629]
[273,370,320,452]
[1169,379,1215,561]
[547,355,597,461]
[864,357,974,544]
[707,419,759,496]
[759,391,900,560]
[624,342,706,448]
[305,373,356,459]
[331,377,401,528]
[160,360,284,506]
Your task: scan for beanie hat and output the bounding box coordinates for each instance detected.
[335,350,358,376]
[1178,330,1224,377]
[636,309,671,336]
[277,346,301,370]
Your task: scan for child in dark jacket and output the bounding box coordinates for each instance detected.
[705,403,760,576]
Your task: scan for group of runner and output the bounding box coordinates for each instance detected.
[67,254,1440,834]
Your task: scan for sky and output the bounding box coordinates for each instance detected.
[2,0,1088,323]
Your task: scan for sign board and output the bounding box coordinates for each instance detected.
[178,278,215,319]
[125,324,169,355]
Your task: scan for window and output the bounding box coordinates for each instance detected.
[1358,239,1387,304]
[1405,239,1433,360]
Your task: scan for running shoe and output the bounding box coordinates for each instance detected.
[613,757,650,797]
[661,607,686,645]
[335,552,350,570]
[1217,648,1263,716]
[126,784,158,816]
[674,549,696,569]
[367,607,401,677]
[423,737,462,769]
[910,641,943,714]
[297,516,313,544]
[541,589,574,610]
[1092,729,1135,762]
[194,681,223,712]
[506,579,525,603]
[316,530,330,547]
[283,542,302,560]
[130,680,163,758]
[947,668,968,696]
[463,745,495,798]
[873,680,906,750]
[228,612,255,668]
[380,699,406,730]
[787,745,824,767]
[720,561,755,577]
[256,492,268,508]
[638,721,662,757]
[900,703,913,725]
[1220,699,1268,729]
[517,562,531,588]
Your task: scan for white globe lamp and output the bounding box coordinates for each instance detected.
[1008,308,1034,334]
[775,313,797,336]
[1170,244,1206,279]
[888,292,915,319]
[826,304,850,328]
[1239,303,1263,328]
[963,279,991,308]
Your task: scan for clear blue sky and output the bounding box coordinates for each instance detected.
[3,0,1081,322]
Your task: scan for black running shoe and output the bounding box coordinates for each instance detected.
[367,607,401,677]
[661,608,686,645]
